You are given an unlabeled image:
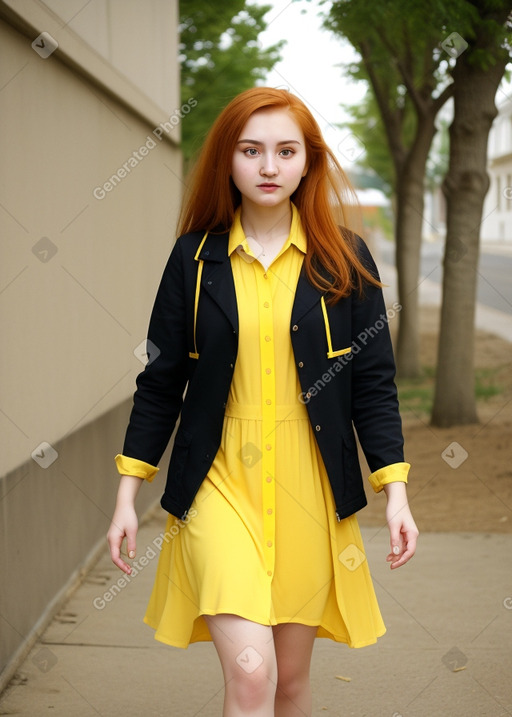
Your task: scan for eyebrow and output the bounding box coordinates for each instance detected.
[236,139,302,146]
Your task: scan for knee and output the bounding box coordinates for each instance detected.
[230,661,277,710]
[276,666,309,702]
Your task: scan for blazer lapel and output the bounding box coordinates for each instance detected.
[291,268,323,324]
[198,232,238,332]
[196,232,325,331]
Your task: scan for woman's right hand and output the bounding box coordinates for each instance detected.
[107,475,143,574]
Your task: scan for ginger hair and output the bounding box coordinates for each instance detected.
[178,87,381,301]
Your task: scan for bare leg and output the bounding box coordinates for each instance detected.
[272,623,317,717]
[204,613,278,716]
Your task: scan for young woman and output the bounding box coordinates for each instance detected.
[107,87,418,717]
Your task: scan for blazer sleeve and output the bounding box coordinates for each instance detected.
[121,238,189,467]
[368,462,409,492]
[114,454,159,482]
[350,238,408,476]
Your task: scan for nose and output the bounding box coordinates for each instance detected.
[260,152,278,177]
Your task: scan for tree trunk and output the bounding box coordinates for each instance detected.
[394,116,437,378]
[431,49,508,426]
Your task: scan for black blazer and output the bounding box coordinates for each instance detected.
[122,230,406,521]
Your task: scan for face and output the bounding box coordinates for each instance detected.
[231,108,307,210]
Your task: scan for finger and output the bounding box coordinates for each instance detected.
[386,530,403,562]
[386,550,403,566]
[405,531,418,556]
[126,537,136,560]
[125,524,137,559]
[388,542,402,558]
[108,534,133,575]
[390,547,413,569]
[390,535,418,569]
[112,553,133,575]
[386,546,400,561]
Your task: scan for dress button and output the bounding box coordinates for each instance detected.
[266,476,272,483]
[292,324,298,331]
[315,425,321,431]
[263,273,268,279]
[267,570,272,576]
[263,301,270,308]
[265,335,271,342]
[265,399,272,405]
[267,540,273,548]
[298,361,304,368]
[267,508,273,515]
[265,444,272,451]
[265,368,271,375]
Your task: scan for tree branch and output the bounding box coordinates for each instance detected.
[374,23,427,116]
[359,39,406,172]
[432,82,454,115]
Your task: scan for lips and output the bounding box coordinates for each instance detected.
[257,183,280,193]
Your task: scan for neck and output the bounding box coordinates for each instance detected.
[239,200,292,243]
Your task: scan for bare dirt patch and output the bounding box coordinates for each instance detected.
[359,306,512,534]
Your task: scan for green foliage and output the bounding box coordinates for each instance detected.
[341,91,399,196]
[321,0,457,185]
[315,0,511,197]
[343,80,450,198]
[179,1,283,163]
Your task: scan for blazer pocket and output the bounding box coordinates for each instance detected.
[327,346,352,359]
[189,232,209,359]
[320,297,352,359]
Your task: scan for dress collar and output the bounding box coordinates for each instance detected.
[228,203,307,258]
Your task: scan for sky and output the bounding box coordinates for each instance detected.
[252,0,369,169]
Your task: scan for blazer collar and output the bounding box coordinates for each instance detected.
[291,268,324,324]
[195,229,328,330]
[196,231,230,263]
[197,232,238,332]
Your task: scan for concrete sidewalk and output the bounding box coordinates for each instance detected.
[1,503,511,716]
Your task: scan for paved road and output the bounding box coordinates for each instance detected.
[379,241,512,316]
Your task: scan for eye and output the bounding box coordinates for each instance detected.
[243,147,260,156]
[279,148,295,157]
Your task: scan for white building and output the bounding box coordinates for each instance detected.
[481,95,512,244]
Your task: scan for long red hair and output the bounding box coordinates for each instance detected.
[177,87,381,301]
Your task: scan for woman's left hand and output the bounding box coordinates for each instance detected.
[383,482,419,569]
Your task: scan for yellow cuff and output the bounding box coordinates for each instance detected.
[114,454,159,482]
[368,462,410,493]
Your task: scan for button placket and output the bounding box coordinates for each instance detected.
[255,262,276,580]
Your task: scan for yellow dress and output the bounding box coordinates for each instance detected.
[141,207,387,649]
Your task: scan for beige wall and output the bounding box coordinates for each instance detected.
[0,0,182,688]
[38,0,178,119]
